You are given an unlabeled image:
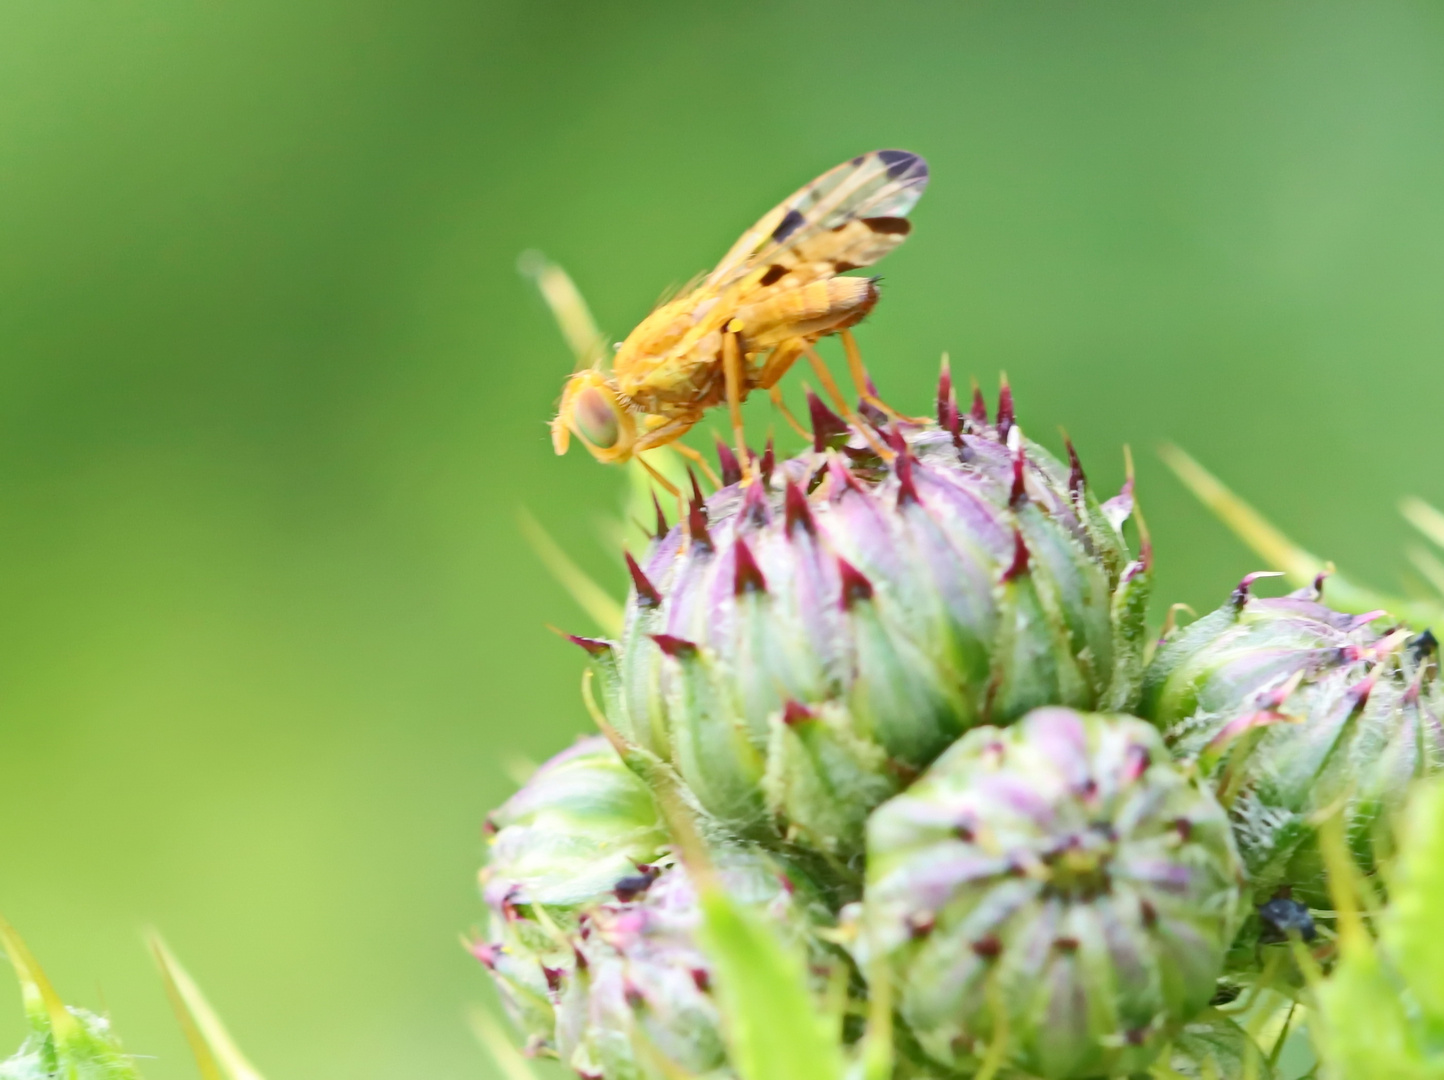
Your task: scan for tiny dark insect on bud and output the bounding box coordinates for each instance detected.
[613,864,661,902]
[1258,894,1317,943]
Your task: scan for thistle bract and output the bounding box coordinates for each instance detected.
[861,708,1244,1080]
[584,379,1150,859]
[1141,578,1444,910]
[477,736,670,1055]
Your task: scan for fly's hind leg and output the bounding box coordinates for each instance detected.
[840,330,928,424]
[801,342,893,460]
[758,342,810,440]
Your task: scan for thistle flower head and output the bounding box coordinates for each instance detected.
[860,708,1244,1080]
[1142,577,1444,912]
[586,382,1151,859]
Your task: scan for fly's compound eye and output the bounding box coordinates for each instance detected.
[574,384,622,449]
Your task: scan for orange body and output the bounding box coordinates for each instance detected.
[551,150,929,465]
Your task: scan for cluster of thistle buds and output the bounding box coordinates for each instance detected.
[476,363,1443,1080]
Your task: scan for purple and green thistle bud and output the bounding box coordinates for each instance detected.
[556,852,834,1080]
[476,736,671,1056]
[859,708,1245,1080]
[1141,575,1444,915]
[579,372,1151,860]
[476,737,837,1078]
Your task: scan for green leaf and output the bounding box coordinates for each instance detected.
[1160,444,1443,628]
[148,932,265,1080]
[695,883,845,1080]
[651,775,844,1080]
[1383,779,1444,1023]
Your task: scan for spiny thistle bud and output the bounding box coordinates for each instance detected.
[477,736,670,1055]
[1141,577,1444,912]
[556,853,836,1080]
[859,708,1244,1080]
[584,377,1151,858]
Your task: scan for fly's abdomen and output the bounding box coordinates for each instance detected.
[733,277,878,349]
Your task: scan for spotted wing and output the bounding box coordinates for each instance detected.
[704,150,930,292]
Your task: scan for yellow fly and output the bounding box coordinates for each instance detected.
[550,150,929,479]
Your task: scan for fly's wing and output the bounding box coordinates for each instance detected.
[703,150,930,292]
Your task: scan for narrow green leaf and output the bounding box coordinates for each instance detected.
[1382,779,1444,1022]
[0,913,79,1042]
[148,932,265,1080]
[696,886,845,1080]
[650,776,844,1080]
[1401,497,1444,551]
[517,508,624,636]
[468,1005,545,1080]
[1160,444,1442,627]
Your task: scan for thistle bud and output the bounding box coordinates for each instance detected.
[1142,583,1444,912]
[556,852,835,1080]
[477,737,670,1055]
[477,738,837,1077]
[589,399,1150,858]
[861,708,1244,1080]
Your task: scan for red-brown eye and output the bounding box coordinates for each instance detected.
[574,385,621,449]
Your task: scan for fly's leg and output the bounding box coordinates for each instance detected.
[630,414,702,519]
[769,386,811,440]
[721,325,754,481]
[840,330,928,423]
[669,441,721,490]
[757,342,811,440]
[802,343,893,460]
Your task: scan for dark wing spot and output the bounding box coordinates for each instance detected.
[850,154,865,166]
[833,261,860,273]
[771,208,806,243]
[877,149,926,180]
[759,264,789,287]
[863,217,911,236]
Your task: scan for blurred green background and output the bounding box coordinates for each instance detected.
[2,1,1443,1077]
